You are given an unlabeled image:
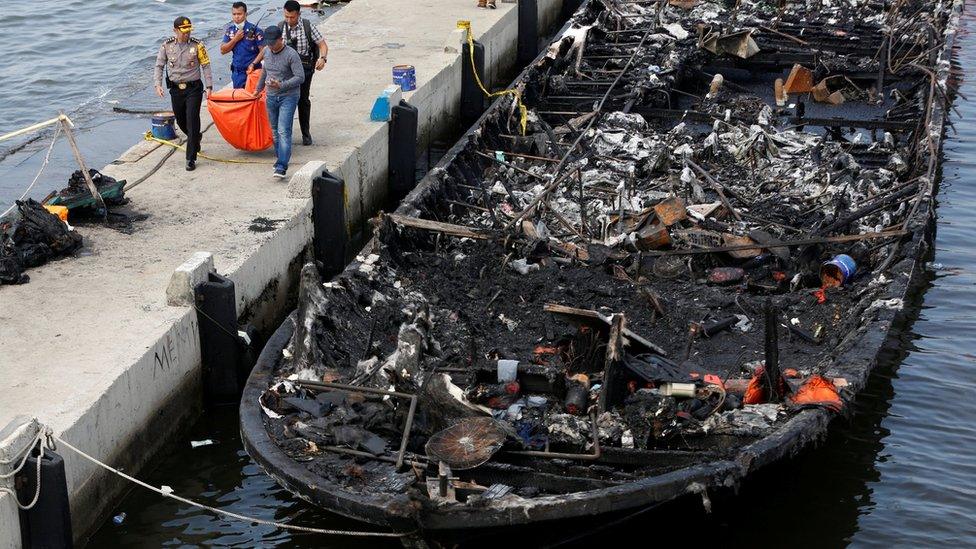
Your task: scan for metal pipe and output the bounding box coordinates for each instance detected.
[396,395,419,471]
[295,380,415,400]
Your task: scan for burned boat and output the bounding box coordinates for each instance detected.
[241,0,960,532]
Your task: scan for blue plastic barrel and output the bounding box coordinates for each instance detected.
[392,65,416,92]
[151,112,177,140]
[821,254,857,286]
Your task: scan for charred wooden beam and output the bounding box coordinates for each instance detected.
[763,300,783,402]
[599,314,626,412]
[545,303,668,356]
[385,213,493,240]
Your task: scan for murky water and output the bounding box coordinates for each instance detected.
[0,0,336,215]
[17,0,969,547]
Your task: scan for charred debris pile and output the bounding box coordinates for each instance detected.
[259,0,951,507]
[0,168,127,285]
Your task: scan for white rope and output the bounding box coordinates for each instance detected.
[0,123,63,219]
[0,430,43,467]
[0,429,51,510]
[0,435,39,478]
[53,435,411,538]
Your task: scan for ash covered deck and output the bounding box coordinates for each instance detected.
[250,0,958,528]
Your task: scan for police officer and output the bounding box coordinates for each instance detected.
[154,16,213,171]
[220,2,263,89]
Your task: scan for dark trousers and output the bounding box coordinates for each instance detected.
[169,80,203,162]
[298,66,314,139]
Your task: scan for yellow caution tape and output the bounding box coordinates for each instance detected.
[144,131,271,165]
[461,23,528,135]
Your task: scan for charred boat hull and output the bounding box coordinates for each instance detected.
[241,0,960,532]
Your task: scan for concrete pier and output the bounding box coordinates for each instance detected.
[0,0,565,544]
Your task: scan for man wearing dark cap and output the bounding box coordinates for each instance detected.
[252,0,328,146]
[255,25,305,178]
[154,16,213,171]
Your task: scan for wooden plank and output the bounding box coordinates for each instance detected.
[544,303,667,356]
[385,213,491,240]
[60,115,108,220]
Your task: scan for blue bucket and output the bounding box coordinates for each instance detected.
[392,64,416,92]
[151,112,177,140]
[821,254,857,287]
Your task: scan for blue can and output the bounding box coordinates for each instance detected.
[392,64,416,92]
[821,254,857,287]
[151,112,177,140]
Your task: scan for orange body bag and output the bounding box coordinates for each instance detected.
[206,83,273,152]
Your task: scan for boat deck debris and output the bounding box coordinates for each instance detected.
[252,0,955,524]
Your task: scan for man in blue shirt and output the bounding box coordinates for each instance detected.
[219,2,263,89]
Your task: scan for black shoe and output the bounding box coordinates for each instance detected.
[186,160,196,171]
[302,135,313,146]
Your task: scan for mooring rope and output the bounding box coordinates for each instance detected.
[0,427,52,511]
[52,434,412,538]
[0,123,63,219]
[459,20,529,135]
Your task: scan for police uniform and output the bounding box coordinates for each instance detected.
[223,20,263,89]
[154,32,213,168]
